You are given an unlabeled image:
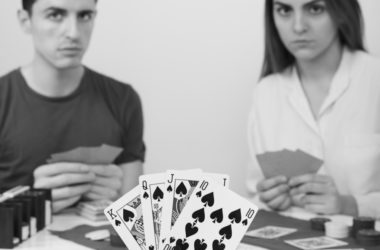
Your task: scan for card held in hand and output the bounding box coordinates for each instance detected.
[162,179,258,250]
[104,185,146,250]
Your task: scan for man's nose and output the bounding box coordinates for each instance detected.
[64,17,80,40]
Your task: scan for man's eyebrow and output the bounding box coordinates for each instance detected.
[43,7,67,13]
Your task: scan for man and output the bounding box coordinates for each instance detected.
[0,0,145,212]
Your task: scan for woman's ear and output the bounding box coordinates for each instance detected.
[17,9,32,34]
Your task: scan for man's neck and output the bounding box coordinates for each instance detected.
[21,57,84,98]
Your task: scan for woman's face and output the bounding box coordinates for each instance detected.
[273,0,340,62]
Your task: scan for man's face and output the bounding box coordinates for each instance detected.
[25,0,97,69]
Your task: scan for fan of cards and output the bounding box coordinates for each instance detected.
[104,169,258,250]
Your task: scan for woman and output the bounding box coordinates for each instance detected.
[247,0,380,218]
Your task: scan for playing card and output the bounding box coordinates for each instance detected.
[256,149,323,178]
[285,236,347,250]
[245,226,297,239]
[47,144,123,164]
[162,179,258,250]
[160,170,231,248]
[140,173,167,250]
[104,186,146,250]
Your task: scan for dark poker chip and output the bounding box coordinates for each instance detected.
[310,217,331,231]
[356,229,380,246]
[352,216,375,237]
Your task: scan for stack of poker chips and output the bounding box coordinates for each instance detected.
[309,217,331,232]
[324,221,350,239]
[76,200,112,221]
[0,186,52,249]
[352,216,380,246]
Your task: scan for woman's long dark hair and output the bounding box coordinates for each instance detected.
[260,0,365,79]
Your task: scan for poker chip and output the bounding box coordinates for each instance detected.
[356,229,380,246]
[324,221,350,239]
[352,216,375,237]
[310,217,331,231]
[110,229,125,247]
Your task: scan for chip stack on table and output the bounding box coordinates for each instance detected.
[76,200,112,221]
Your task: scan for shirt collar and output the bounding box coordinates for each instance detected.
[287,47,353,132]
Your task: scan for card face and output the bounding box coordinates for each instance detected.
[162,179,258,250]
[104,186,145,250]
[160,169,202,248]
[140,173,167,250]
[256,149,323,178]
[245,226,297,239]
[285,236,347,250]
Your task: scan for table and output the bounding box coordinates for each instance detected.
[6,207,380,250]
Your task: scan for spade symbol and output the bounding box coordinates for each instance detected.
[153,187,164,202]
[201,192,214,207]
[149,246,154,250]
[173,239,189,250]
[210,208,223,223]
[176,182,188,197]
[212,239,225,250]
[194,239,207,250]
[228,209,242,223]
[143,192,149,199]
[219,224,232,240]
[242,219,248,226]
[196,191,202,197]
[192,208,205,223]
[185,223,199,237]
[123,208,135,223]
[115,219,121,226]
[167,185,173,193]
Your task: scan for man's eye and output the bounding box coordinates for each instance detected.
[47,12,64,21]
[308,5,325,15]
[79,13,94,21]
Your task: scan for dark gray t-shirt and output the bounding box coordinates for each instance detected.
[0,67,145,189]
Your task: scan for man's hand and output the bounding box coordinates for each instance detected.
[289,174,358,216]
[83,164,123,201]
[257,175,292,211]
[33,163,96,213]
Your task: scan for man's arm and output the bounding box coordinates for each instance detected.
[119,160,143,196]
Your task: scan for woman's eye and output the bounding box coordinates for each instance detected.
[275,6,292,17]
[308,5,325,15]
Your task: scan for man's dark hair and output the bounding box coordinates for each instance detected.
[22,0,98,14]
[260,0,365,79]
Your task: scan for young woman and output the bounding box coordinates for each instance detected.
[247,0,380,218]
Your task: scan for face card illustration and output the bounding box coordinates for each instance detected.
[160,169,202,248]
[104,185,146,250]
[245,226,297,239]
[140,173,167,250]
[285,236,347,250]
[162,179,258,250]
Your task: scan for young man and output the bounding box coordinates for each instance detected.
[0,0,145,212]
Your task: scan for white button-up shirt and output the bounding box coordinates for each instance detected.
[247,48,380,218]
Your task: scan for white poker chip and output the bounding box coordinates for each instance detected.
[325,222,349,239]
[84,229,110,241]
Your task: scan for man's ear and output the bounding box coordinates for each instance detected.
[17,9,32,34]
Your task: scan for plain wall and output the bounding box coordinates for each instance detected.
[0,0,380,197]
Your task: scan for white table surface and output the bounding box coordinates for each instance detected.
[5,206,379,250]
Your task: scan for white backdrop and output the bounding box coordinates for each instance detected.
[0,0,379,196]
